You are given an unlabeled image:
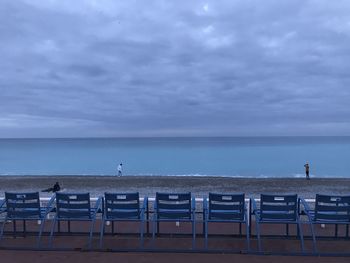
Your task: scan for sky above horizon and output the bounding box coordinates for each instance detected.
[1,0,350,138]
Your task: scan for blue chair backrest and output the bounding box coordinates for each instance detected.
[5,192,41,219]
[156,192,192,219]
[315,194,350,222]
[104,192,140,219]
[260,194,298,221]
[209,193,245,220]
[56,193,91,219]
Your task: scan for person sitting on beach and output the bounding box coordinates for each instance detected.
[117,163,123,176]
[42,182,61,193]
[304,163,310,180]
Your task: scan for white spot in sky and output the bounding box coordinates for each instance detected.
[203,4,209,12]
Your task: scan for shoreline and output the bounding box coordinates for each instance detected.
[1,175,350,198]
[1,174,348,179]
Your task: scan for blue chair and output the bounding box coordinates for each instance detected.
[204,193,249,251]
[99,192,147,249]
[0,192,55,247]
[251,194,304,252]
[49,193,102,249]
[153,192,196,249]
[300,194,350,253]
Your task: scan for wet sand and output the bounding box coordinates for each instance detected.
[1,176,350,198]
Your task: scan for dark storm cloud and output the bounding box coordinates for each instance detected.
[1,0,350,137]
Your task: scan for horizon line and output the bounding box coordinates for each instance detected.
[1,135,350,140]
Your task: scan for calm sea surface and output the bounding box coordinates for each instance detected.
[0,137,349,177]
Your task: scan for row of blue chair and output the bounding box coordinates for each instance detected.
[1,192,244,250]
[0,192,349,252]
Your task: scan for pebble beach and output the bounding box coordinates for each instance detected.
[1,176,349,198]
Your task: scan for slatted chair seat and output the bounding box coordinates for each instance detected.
[56,210,98,220]
[157,209,192,220]
[152,192,196,249]
[204,193,249,251]
[49,193,102,250]
[300,194,350,253]
[99,192,147,249]
[208,210,243,221]
[251,194,305,252]
[0,192,55,248]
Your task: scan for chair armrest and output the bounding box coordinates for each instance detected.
[43,194,56,215]
[299,198,312,217]
[203,196,209,220]
[191,197,196,220]
[92,197,103,218]
[140,197,148,220]
[250,198,257,212]
[191,197,196,212]
[203,196,208,211]
[142,196,148,211]
[250,198,260,220]
[152,198,158,221]
[153,198,157,210]
[0,199,5,213]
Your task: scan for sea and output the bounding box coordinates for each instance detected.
[0,137,349,178]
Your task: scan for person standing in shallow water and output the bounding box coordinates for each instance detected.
[117,163,123,176]
[304,162,310,180]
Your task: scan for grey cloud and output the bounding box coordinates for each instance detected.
[66,64,108,78]
[1,0,350,137]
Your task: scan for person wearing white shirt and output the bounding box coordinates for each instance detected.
[117,163,123,176]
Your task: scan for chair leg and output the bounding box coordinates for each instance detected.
[48,218,57,248]
[13,220,17,238]
[88,219,96,250]
[309,222,317,253]
[140,219,144,249]
[0,215,8,242]
[204,220,208,249]
[37,218,47,248]
[255,220,262,252]
[152,218,156,248]
[192,220,196,249]
[246,221,250,252]
[297,221,305,252]
[99,218,105,249]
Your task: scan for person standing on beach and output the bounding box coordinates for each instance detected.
[304,162,310,180]
[117,163,123,176]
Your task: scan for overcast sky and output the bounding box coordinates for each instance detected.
[1,0,350,138]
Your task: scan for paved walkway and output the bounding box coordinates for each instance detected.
[1,250,350,263]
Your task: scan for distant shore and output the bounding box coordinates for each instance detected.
[0,175,349,198]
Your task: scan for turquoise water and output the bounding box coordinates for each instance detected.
[0,137,349,177]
